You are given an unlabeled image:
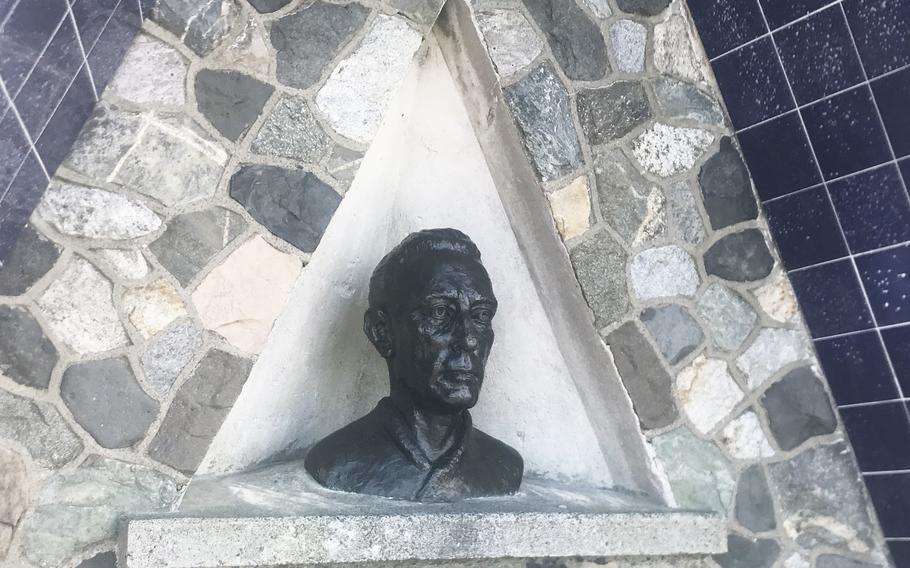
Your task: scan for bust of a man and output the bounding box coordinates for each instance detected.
[305,228,523,502]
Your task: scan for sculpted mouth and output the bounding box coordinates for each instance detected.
[441,371,478,385]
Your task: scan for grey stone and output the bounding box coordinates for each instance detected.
[668,180,705,245]
[761,367,837,451]
[61,358,158,449]
[153,0,240,55]
[150,207,246,286]
[247,0,291,13]
[604,322,677,430]
[816,555,881,568]
[0,305,58,389]
[475,9,544,78]
[615,0,670,16]
[141,319,204,398]
[582,0,611,18]
[568,230,629,327]
[699,138,758,230]
[387,0,444,26]
[640,304,703,365]
[65,104,144,182]
[252,95,329,162]
[230,165,341,252]
[272,1,370,89]
[713,534,780,568]
[653,427,735,511]
[769,442,875,551]
[609,20,646,73]
[654,78,724,125]
[630,245,700,300]
[593,148,666,246]
[195,70,274,142]
[149,350,253,473]
[0,387,83,468]
[576,82,652,145]
[734,465,776,533]
[36,182,162,240]
[0,446,29,526]
[0,224,60,296]
[22,455,179,567]
[704,229,774,282]
[326,144,364,190]
[76,551,117,568]
[522,0,608,81]
[504,64,583,182]
[697,283,757,352]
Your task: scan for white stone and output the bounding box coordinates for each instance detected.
[582,0,611,18]
[630,245,700,300]
[99,249,149,280]
[547,176,590,241]
[122,279,187,338]
[37,258,129,354]
[653,13,705,85]
[782,553,811,568]
[192,236,302,354]
[754,271,799,323]
[676,356,744,435]
[218,17,270,77]
[719,411,775,460]
[109,34,187,106]
[610,20,646,73]
[632,123,714,178]
[475,9,544,78]
[316,16,422,143]
[36,182,161,240]
[736,328,813,389]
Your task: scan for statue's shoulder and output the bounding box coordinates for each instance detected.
[466,427,523,491]
[304,408,398,489]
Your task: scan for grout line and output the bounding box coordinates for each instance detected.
[759,157,910,205]
[0,149,32,205]
[787,239,910,275]
[9,10,70,102]
[0,76,49,181]
[814,320,910,343]
[86,0,125,56]
[838,398,909,410]
[862,469,910,476]
[32,61,91,146]
[65,0,99,100]
[0,0,23,29]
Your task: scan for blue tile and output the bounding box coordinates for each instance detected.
[872,67,910,158]
[843,0,910,77]
[0,109,30,192]
[815,331,898,405]
[87,0,140,95]
[774,6,865,105]
[864,472,910,537]
[70,0,120,51]
[856,244,910,326]
[14,17,83,138]
[0,0,68,95]
[33,66,94,176]
[711,37,795,130]
[829,164,910,253]
[788,259,874,337]
[0,150,46,262]
[737,111,822,200]
[759,0,831,29]
[802,85,892,180]
[888,540,910,568]
[882,325,910,394]
[840,401,910,472]
[764,186,847,269]
[686,0,767,59]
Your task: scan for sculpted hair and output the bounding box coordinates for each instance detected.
[368,228,482,313]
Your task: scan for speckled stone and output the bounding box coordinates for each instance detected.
[98,249,149,281]
[654,78,724,125]
[714,534,780,568]
[0,446,30,527]
[0,305,58,389]
[704,229,774,282]
[272,1,370,89]
[615,0,670,16]
[699,138,758,230]
[0,387,83,468]
[568,230,629,327]
[64,104,144,182]
[252,95,329,162]
[504,64,583,182]
[195,70,274,142]
[593,148,666,246]
[153,0,240,55]
[605,322,678,430]
[653,427,735,511]
[720,411,775,460]
[522,0,608,81]
[653,13,704,84]
[676,355,744,434]
[735,465,776,533]
[736,328,812,389]
[475,9,543,78]
[640,304,703,364]
[761,367,837,451]
[610,20,646,73]
[667,180,706,245]
[61,358,158,449]
[630,245,700,300]
[0,224,59,296]
[141,319,204,398]
[697,283,757,352]
[576,82,652,145]
[109,34,187,106]
[36,182,162,240]
[632,122,714,178]
[581,0,611,18]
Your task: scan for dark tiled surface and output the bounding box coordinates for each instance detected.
[815,331,898,405]
[774,6,864,105]
[881,325,910,394]
[0,0,68,95]
[70,0,122,51]
[842,0,910,77]
[87,0,141,94]
[0,110,29,191]
[33,67,95,175]
[686,0,766,59]
[788,259,873,338]
[855,244,910,327]
[872,67,910,158]
[759,0,831,30]
[763,186,847,269]
[738,112,822,200]
[0,151,46,260]
[864,472,910,537]
[828,164,910,253]
[889,538,910,567]
[839,402,910,471]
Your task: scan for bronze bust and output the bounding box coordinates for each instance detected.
[305,228,523,502]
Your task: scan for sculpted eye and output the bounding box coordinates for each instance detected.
[431,305,449,319]
[474,309,492,324]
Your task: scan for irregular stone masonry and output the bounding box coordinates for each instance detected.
[0,0,891,566]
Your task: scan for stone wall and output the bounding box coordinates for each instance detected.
[0,0,895,567]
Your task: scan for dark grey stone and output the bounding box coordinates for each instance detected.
[150,207,246,286]
[272,1,370,89]
[247,0,291,13]
[654,78,724,125]
[615,0,671,16]
[388,0,443,26]
[0,305,58,389]
[761,367,837,451]
[816,554,881,568]
[0,224,60,296]
[576,82,652,145]
[76,551,116,568]
[640,304,703,365]
[61,358,159,449]
[604,322,678,430]
[522,0,608,81]
[230,165,341,252]
[734,465,776,533]
[195,70,274,141]
[568,230,628,327]
[504,64,583,182]
[149,350,253,474]
[593,148,666,245]
[153,0,240,55]
[769,442,875,551]
[699,137,758,230]
[704,229,774,282]
[0,386,83,468]
[713,534,780,568]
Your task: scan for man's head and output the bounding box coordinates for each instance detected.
[365,229,497,412]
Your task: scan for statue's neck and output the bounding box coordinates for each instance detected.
[389,387,466,462]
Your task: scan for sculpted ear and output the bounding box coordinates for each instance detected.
[364,308,394,358]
